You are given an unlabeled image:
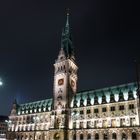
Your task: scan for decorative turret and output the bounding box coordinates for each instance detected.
[128,90,134,100]
[87,93,91,106]
[80,94,84,107]
[119,91,124,102]
[73,96,78,108]
[94,94,99,105]
[110,93,115,103]
[10,99,18,116]
[102,93,107,104]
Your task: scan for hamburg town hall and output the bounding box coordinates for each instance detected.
[7,13,140,140]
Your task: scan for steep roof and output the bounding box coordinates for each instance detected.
[17,82,137,115]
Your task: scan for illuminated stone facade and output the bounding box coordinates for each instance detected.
[0,115,8,139]
[7,14,140,140]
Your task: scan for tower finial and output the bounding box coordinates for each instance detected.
[66,8,70,16]
[66,8,70,27]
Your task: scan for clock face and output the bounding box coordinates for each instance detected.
[71,80,75,87]
[58,79,64,86]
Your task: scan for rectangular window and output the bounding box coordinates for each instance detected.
[80,122,83,128]
[94,108,98,113]
[110,106,115,111]
[80,110,84,114]
[94,120,98,128]
[87,121,91,128]
[130,118,136,126]
[87,109,91,114]
[119,105,124,110]
[73,122,76,128]
[129,104,134,109]
[102,107,106,112]
[120,118,125,126]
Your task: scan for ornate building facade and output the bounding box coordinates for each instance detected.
[0,115,8,139]
[7,14,140,140]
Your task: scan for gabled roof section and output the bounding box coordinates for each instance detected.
[72,82,137,108]
[18,99,52,114]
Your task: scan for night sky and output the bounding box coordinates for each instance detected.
[0,0,140,115]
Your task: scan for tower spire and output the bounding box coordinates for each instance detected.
[60,9,75,60]
[66,8,69,28]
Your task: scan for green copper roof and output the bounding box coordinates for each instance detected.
[61,13,74,59]
[18,98,52,112]
[72,82,137,107]
[17,82,138,114]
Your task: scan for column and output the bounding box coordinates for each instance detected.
[76,133,80,140]
[127,132,131,140]
[117,131,121,140]
[99,131,103,140]
[108,132,112,140]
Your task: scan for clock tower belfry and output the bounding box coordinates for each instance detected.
[50,12,78,140]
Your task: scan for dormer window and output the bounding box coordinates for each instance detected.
[94,94,99,105]
[110,93,115,103]
[128,90,134,100]
[87,94,91,106]
[119,92,124,102]
[102,93,107,104]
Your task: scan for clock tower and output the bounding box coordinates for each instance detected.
[50,12,78,140]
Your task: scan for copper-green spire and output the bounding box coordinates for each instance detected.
[66,10,69,26]
[61,10,74,60]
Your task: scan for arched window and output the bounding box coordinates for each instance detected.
[21,135,24,139]
[73,134,76,140]
[80,134,84,140]
[122,133,127,140]
[112,133,117,140]
[132,132,137,140]
[87,133,91,140]
[29,135,32,139]
[17,135,20,139]
[103,133,108,140]
[95,133,99,140]
[39,135,41,139]
[54,133,60,140]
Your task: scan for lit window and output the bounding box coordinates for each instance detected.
[80,122,84,128]
[120,118,125,126]
[130,118,136,126]
[87,121,91,128]
[94,120,98,128]
[73,122,76,128]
